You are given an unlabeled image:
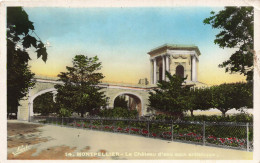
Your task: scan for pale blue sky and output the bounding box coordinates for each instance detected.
[24,7,246,85]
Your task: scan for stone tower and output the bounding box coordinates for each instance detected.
[148,44,201,85]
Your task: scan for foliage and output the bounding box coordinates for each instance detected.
[211,82,253,117]
[58,108,72,117]
[54,55,107,117]
[152,114,176,121]
[114,96,128,109]
[99,107,138,119]
[7,39,35,116]
[7,7,48,116]
[152,112,253,123]
[148,71,191,117]
[183,113,253,123]
[203,7,254,81]
[188,87,213,116]
[34,92,57,116]
[149,72,252,118]
[193,87,213,110]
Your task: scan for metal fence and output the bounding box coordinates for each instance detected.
[30,116,253,151]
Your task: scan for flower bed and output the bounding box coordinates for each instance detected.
[67,122,250,148]
[161,131,172,139]
[33,116,252,150]
[206,135,246,148]
[104,125,114,131]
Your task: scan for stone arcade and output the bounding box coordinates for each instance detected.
[17,44,205,121]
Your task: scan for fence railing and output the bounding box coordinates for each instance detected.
[30,116,253,151]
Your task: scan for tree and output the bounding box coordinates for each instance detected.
[54,55,107,117]
[34,92,57,116]
[188,87,213,117]
[203,7,254,81]
[211,82,253,117]
[7,7,48,117]
[114,96,128,109]
[148,71,191,118]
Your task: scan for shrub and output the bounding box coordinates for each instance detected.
[99,107,138,119]
[182,113,252,123]
[58,108,72,117]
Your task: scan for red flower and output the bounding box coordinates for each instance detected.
[117,127,123,131]
[163,132,172,135]
[142,129,148,134]
[187,133,192,136]
[152,133,157,137]
[131,128,139,132]
[219,138,225,143]
[197,136,202,140]
[240,142,244,145]
[179,133,183,136]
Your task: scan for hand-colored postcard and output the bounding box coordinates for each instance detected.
[1,0,260,162]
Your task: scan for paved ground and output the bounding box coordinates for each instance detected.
[7,120,253,160]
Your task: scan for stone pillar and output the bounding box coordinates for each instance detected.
[150,59,153,85]
[17,98,29,121]
[165,55,170,81]
[153,58,157,84]
[162,55,165,80]
[166,55,169,72]
[28,88,33,120]
[29,102,34,117]
[192,55,197,82]
[53,91,58,102]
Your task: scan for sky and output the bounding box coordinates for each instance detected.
[24,7,246,85]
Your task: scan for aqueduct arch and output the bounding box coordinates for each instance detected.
[18,79,61,121]
[18,78,152,121]
[112,92,143,116]
[28,88,57,117]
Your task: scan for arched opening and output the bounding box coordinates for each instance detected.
[29,88,57,117]
[113,93,142,116]
[176,65,184,78]
[33,92,57,116]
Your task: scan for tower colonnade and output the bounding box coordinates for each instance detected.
[150,55,170,84]
[148,44,200,85]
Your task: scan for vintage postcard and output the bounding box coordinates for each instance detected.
[0,0,260,162]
